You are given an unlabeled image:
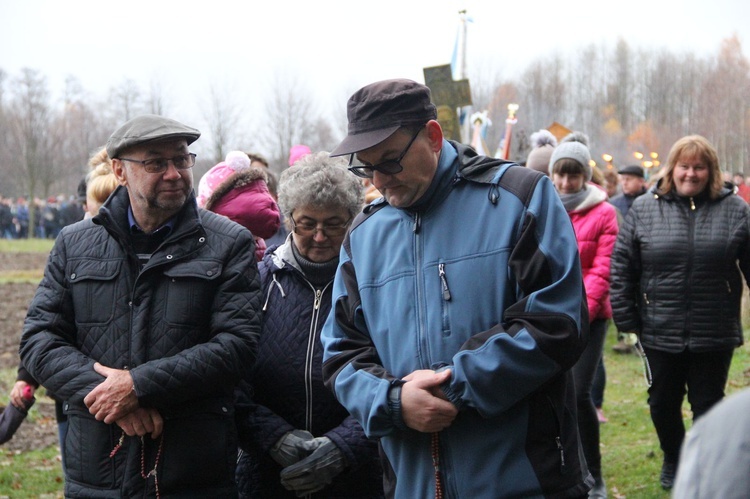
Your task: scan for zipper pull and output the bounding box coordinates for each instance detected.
[438,263,452,301]
[556,436,567,472]
[690,197,696,210]
[413,212,421,233]
[643,292,650,305]
[314,289,322,310]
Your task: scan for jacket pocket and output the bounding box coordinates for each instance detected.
[162,260,223,325]
[158,400,237,491]
[63,403,123,489]
[68,259,121,324]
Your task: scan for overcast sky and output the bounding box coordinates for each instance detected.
[1,0,748,139]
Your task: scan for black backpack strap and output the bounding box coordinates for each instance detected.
[343,200,387,257]
[497,165,544,208]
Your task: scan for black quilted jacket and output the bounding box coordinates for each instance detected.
[235,239,382,498]
[610,182,750,352]
[20,186,262,498]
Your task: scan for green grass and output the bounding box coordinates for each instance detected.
[0,239,55,253]
[0,446,63,498]
[600,326,750,498]
[0,322,746,497]
[0,239,51,284]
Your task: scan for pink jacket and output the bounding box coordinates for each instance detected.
[567,184,619,321]
[202,167,281,262]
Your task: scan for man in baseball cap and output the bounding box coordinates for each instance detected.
[321,79,592,497]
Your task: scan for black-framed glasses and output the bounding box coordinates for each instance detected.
[290,216,352,237]
[348,126,424,179]
[118,153,197,174]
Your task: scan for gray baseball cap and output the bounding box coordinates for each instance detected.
[106,114,200,159]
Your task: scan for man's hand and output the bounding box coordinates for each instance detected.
[84,362,139,424]
[115,407,163,439]
[401,369,458,432]
[9,381,34,409]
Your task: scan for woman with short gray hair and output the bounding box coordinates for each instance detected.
[277,152,365,225]
[235,152,383,498]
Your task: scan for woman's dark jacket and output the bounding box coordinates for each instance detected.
[610,182,750,352]
[20,186,262,498]
[235,239,382,498]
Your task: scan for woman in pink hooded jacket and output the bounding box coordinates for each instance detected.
[198,151,281,261]
[550,134,619,499]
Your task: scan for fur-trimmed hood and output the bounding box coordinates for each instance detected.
[203,167,281,241]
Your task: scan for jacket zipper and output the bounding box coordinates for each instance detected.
[413,212,421,233]
[305,284,330,433]
[438,263,452,301]
[546,396,568,474]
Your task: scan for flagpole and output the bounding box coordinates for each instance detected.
[456,10,472,144]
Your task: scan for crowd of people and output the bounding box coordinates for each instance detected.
[0,194,84,239]
[1,78,748,498]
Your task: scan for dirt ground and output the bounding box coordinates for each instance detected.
[0,252,59,453]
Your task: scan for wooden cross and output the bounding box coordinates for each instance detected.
[423,64,472,142]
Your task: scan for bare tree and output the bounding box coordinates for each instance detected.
[201,82,247,165]
[146,78,170,116]
[108,78,142,123]
[6,68,55,234]
[259,71,320,174]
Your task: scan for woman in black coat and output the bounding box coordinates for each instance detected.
[235,152,382,498]
[610,135,750,491]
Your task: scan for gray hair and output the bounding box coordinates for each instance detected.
[278,151,365,219]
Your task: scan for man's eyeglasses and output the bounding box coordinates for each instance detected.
[348,126,424,179]
[290,216,352,237]
[119,153,197,174]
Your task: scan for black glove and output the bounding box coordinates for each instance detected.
[279,436,347,497]
[268,429,319,467]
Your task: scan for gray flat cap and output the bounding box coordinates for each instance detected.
[106,114,200,159]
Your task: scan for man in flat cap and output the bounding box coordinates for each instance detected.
[321,79,592,497]
[610,164,647,219]
[609,165,648,356]
[20,115,262,497]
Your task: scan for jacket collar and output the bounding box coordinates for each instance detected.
[95,185,204,244]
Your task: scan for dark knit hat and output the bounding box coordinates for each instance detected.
[331,79,437,157]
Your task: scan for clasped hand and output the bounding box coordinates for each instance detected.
[84,362,163,438]
[401,369,458,433]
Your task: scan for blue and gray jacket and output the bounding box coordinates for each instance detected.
[321,140,592,498]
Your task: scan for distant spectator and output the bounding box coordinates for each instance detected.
[610,165,647,219]
[288,144,311,166]
[603,169,619,198]
[246,152,270,169]
[525,129,557,176]
[41,196,61,239]
[14,197,29,238]
[58,195,85,228]
[733,171,750,203]
[0,198,14,239]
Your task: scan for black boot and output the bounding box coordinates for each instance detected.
[660,460,678,490]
